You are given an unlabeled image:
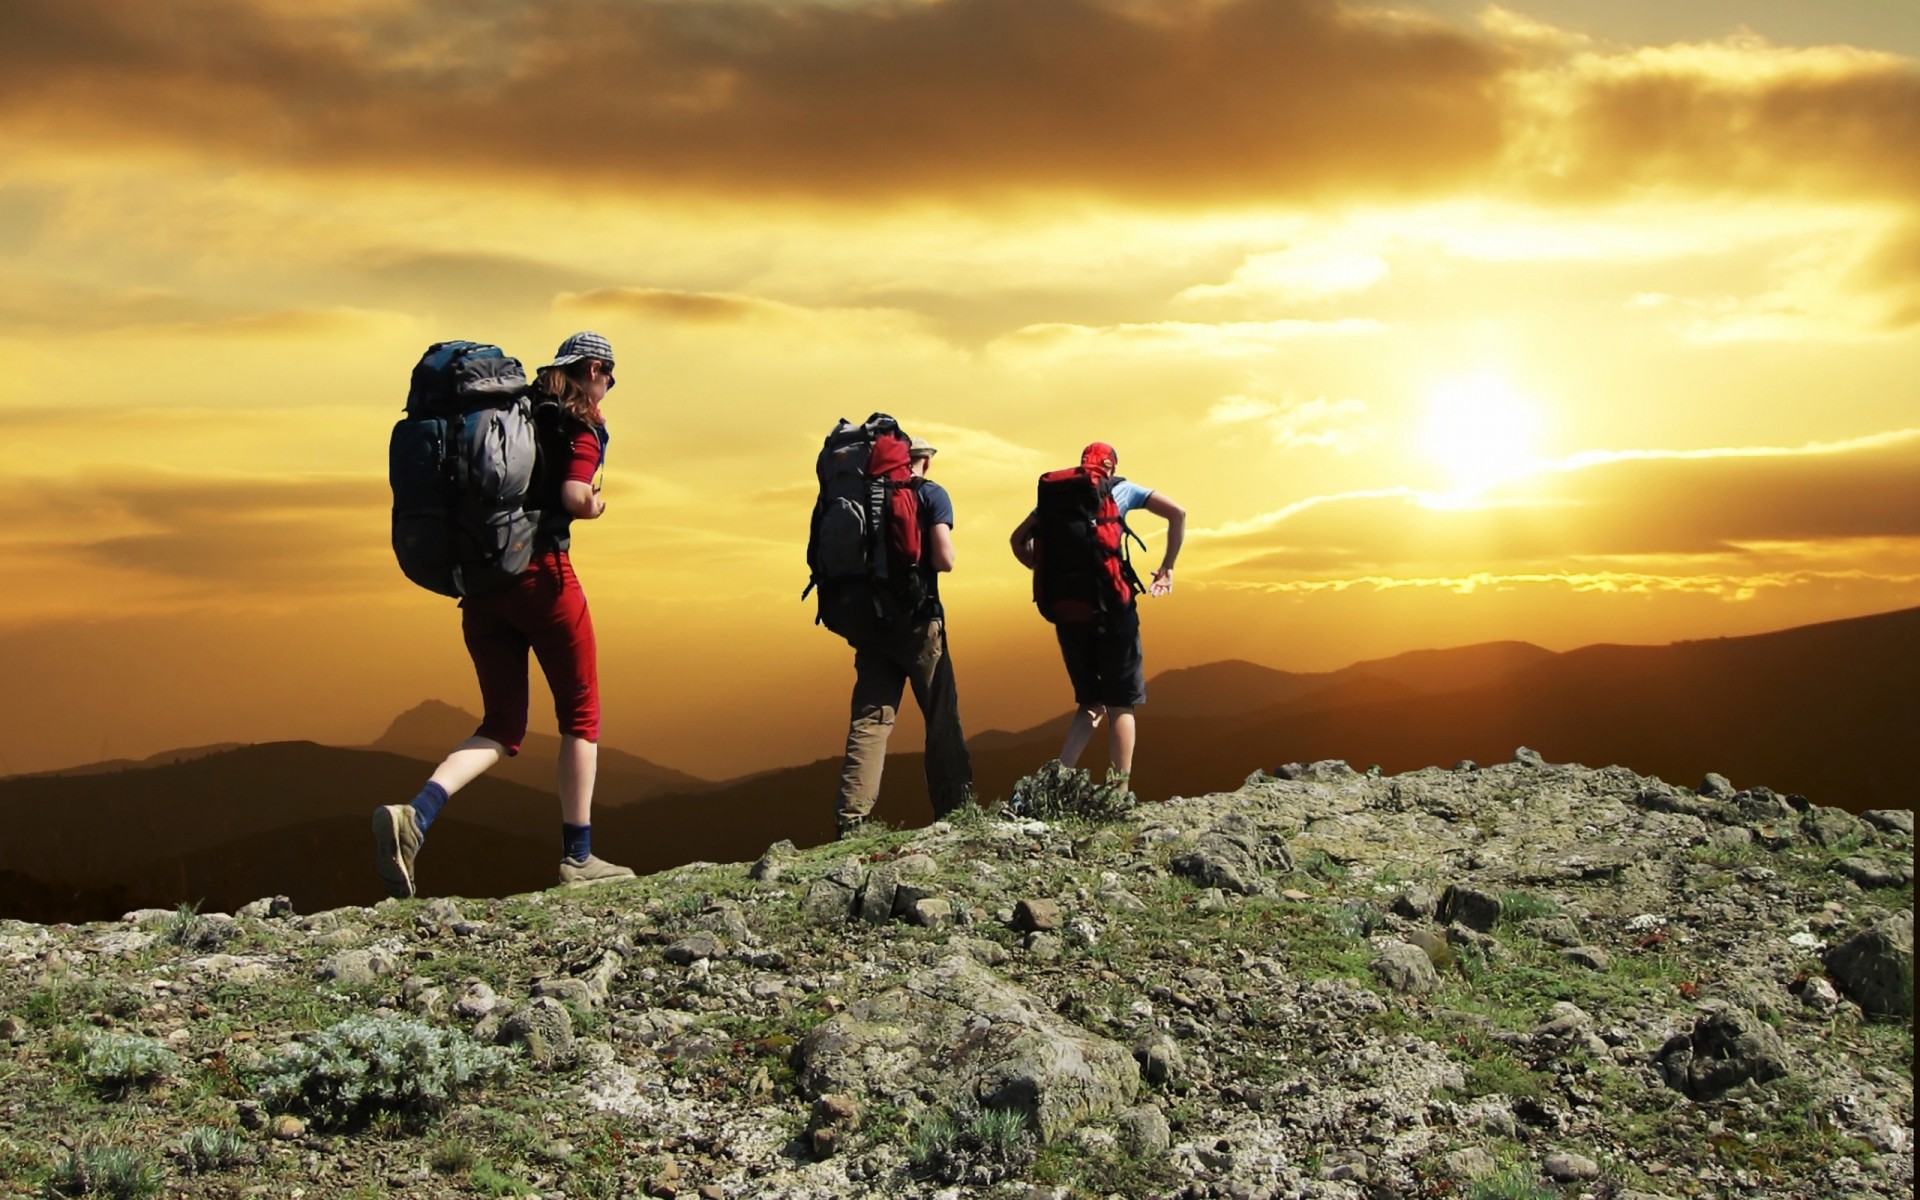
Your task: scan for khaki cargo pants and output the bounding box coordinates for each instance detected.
[836,617,973,833]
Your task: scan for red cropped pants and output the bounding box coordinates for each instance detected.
[460,550,599,752]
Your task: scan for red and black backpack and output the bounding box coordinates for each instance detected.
[1032,444,1146,625]
[804,414,927,635]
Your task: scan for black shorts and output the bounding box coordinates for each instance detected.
[1054,606,1145,708]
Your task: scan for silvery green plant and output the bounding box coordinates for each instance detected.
[80,1031,179,1095]
[42,1144,162,1200]
[254,1014,511,1130]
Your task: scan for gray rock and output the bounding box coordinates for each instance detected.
[1370,942,1439,995]
[665,933,723,965]
[1519,916,1583,947]
[1452,759,1478,773]
[454,981,499,1019]
[857,864,900,925]
[501,997,576,1070]
[1834,856,1913,890]
[1802,806,1866,848]
[319,948,398,988]
[1014,898,1061,932]
[1514,746,1546,767]
[1544,1151,1601,1182]
[802,880,856,926]
[1132,1030,1186,1087]
[797,954,1139,1142]
[1656,1006,1789,1098]
[1444,1147,1497,1180]
[236,896,293,921]
[908,898,953,928]
[750,839,796,882]
[1437,885,1502,932]
[1796,976,1841,1011]
[1116,1105,1171,1155]
[1169,814,1290,895]
[1823,910,1914,1018]
[1025,933,1062,961]
[1388,886,1437,920]
[1861,809,1913,836]
[824,856,866,890]
[1560,946,1611,971]
[1699,773,1736,800]
[892,882,939,918]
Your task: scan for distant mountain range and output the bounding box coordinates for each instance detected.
[3,606,1913,923]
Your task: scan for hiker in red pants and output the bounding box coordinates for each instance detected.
[374,332,635,897]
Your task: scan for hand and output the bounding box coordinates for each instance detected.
[591,493,607,519]
[1150,567,1174,597]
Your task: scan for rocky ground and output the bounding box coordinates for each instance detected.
[0,754,1911,1200]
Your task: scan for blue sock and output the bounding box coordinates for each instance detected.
[409,782,450,832]
[562,823,591,862]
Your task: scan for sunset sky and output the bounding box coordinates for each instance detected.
[1,0,1915,779]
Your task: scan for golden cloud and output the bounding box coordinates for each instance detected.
[1196,430,1920,575]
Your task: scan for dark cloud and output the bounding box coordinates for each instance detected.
[0,0,1506,203]
[1527,48,1920,206]
[1206,433,1920,574]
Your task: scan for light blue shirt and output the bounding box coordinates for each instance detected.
[1111,478,1153,515]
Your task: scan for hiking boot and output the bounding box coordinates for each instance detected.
[559,854,634,888]
[835,817,869,841]
[371,805,424,900]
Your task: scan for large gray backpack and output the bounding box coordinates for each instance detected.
[388,341,541,598]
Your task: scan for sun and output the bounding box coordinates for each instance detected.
[1421,374,1543,493]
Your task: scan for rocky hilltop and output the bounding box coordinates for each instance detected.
[0,756,1911,1200]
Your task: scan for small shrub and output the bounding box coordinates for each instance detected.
[909,1105,1036,1185]
[471,1159,538,1196]
[1006,760,1135,823]
[1464,1163,1556,1200]
[1497,891,1560,925]
[431,1139,477,1175]
[253,1014,511,1130]
[81,1032,179,1095]
[42,1144,163,1200]
[174,1126,251,1174]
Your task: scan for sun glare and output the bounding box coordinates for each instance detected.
[1421,374,1542,494]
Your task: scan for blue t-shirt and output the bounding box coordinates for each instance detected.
[1110,478,1153,516]
[917,480,954,620]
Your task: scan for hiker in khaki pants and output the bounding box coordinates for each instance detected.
[834,439,973,836]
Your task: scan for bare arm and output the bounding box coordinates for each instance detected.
[929,522,956,573]
[1009,512,1039,569]
[1144,491,1184,594]
[561,480,605,519]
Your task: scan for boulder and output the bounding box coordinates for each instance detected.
[1437,885,1502,933]
[1824,910,1914,1018]
[797,954,1139,1142]
[1370,942,1439,995]
[1168,814,1290,895]
[1801,806,1865,848]
[501,997,576,1070]
[857,864,900,925]
[1656,1007,1789,1099]
[319,948,398,988]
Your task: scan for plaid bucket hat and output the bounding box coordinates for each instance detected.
[543,331,615,371]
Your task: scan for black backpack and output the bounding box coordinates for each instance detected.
[803,414,928,636]
[388,341,541,598]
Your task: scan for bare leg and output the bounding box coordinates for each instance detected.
[1059,705,1106,767]
[428,736,506,795]
[559,735,598,827]
[1108,708,1137,776]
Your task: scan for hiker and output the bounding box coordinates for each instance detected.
[806,423,973,837]
[375,331,634,897]
[1009,441,1184,778]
